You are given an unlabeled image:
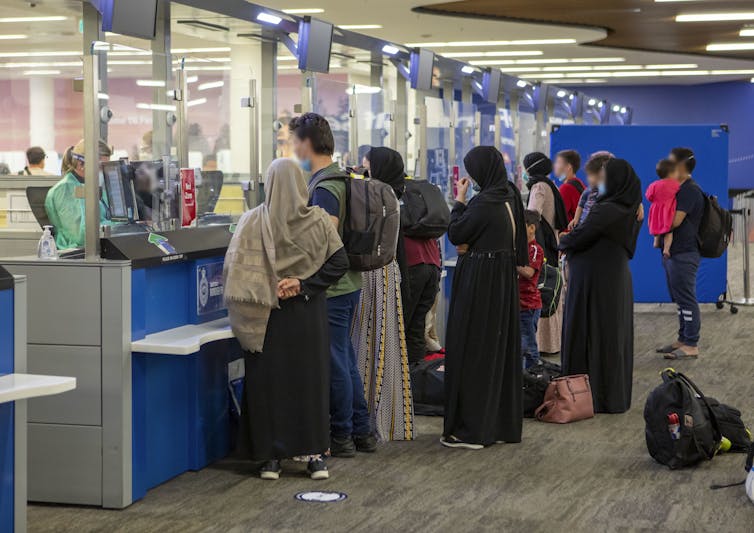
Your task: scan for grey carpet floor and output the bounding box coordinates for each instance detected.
[28,304,754,532]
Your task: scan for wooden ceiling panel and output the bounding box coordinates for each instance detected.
[416,0,754,59]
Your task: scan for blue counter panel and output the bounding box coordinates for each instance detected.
[131,338,242,502]
[1,288,15,533]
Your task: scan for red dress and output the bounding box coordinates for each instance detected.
[645,179,681,235]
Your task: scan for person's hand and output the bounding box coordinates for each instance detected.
[636,203,645,222]
[456,177,471,203]
[277,278,301,299]
[456,244,469,255]
[567,218,577,231]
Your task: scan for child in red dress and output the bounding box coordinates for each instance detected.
[645,159,681,258]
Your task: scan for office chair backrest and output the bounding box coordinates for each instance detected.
[26,186,53,230]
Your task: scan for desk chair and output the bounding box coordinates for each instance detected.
[25,186,52,230]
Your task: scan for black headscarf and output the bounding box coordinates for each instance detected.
[463,146,528,265]
[369,147,406,199]
[523,151,568,232]
[369,146,410,296]
[560,158,643,258]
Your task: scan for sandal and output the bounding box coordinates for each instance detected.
[655,344,677,354]
[663,348,699,360]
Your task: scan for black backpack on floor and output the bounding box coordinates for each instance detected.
[644,369,722,469]
[698,191,732,258]
[523,360,561,418]
[707,398,752,452]
[401,178,451,239]
[410,357,445,416]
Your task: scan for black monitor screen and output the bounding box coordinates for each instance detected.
[410,49,434,91]
[103,162,128,220]
[298,18,333,73]
[111,0,158,40]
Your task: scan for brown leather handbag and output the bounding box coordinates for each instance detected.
[535,374,595,423]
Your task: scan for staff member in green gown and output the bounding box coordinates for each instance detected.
[44,139,113,250]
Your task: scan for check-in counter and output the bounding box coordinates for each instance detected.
[1,269,76,533]
[1,225,242,509]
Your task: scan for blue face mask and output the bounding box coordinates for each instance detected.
[597,182,607,196]
[299,158,312,173]
[522,172,529,183]
[471,181,481,192]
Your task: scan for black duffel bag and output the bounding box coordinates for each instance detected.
[410,357,445,416]
[523,360,561,418]
[707,398,752,452]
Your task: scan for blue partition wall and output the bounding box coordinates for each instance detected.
[550,124,728,303]
[0,287,14,533]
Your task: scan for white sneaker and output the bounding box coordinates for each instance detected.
[440,436,483,450]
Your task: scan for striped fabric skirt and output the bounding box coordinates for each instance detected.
[352,260,415,441]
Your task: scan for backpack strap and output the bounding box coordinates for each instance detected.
[307,167,349,195]
[504,201,516,252]
[675,372,723,457]
[567,178,585,195]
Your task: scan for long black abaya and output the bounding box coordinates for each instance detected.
[559,159,642,414]
[443,147,527,445]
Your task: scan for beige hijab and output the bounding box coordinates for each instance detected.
[224,158,343,352]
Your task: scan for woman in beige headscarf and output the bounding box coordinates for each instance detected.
[224,158,346,481]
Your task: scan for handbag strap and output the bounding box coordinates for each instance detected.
[535,399,555,420]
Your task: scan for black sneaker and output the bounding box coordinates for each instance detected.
[259,459,282,480]
[353,432,377,453]
[330,435,356,457]
[307,458,330,480]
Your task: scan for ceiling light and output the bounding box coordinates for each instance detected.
[23,70,60,75]
[645,64,698,69]
[404,39,575,47]
[0,61,81,69]
[612,104,621,112]
[516,80,528,88]
[198,80,224,91]
[98,93,109,100]
[256,13,282,25]
[740,28,754,37]
[597,102,604,108]
[350,84,381,94]
[556,90,567,97]
[543,66,592,71]
[470,60,514,66]
[592,65,642,70]
[587,99,597,106]
[182,65,232,71]
[187,98,208,107]
[382,44,400,55]
[709,69,754,75]
[707,42,754,51]
[520,73,565,79]
[136,80,165,87]
[0,51,79,58]
[496,67,541,73]
[282,8,324,14]
[621,107,627,113]
[339,24,382,29]
[186,76,198,83]
[136,103,177,112]
[278,55,298,61]
[172,47,231,53]
[518,59,569,64]
[0,35,27,40]
[461,65,475,74]
[0,16,67,23]
[677,13,754,22]
[442,50,542,58]
[570,57,625,63]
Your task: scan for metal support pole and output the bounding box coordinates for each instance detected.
[417,102,427,178]
[535,85,547,154]
[247,79,260,208]
[474,110,481,147]
[83,2,106,142]
[260,30,277,174]
[394,76,408,157]
[301,72,314,113]
[510,91,521,167]
[175,69,189,168]
[348,89,359,167]
[83,3,101,260]
[151,0,172,159]
[370,51,384,147]
[493,99,502,152]
[730,204,754,305]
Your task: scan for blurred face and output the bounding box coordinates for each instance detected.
[292,134,313,163]
[526,223,537,242]
[585,171,600,188]
[362,156,370,171]
[553,156,570,178]
[668,153,687,179]
[667,167,680,181]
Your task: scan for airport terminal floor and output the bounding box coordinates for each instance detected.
[26,302,754,532]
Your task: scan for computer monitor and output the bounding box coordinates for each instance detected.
[101,160,139,223]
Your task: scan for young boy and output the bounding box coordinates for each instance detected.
[518,210,545,369]
[569,151,613,230]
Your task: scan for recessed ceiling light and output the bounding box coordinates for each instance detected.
[556,90,567,97]
[645,64,698,69]
[588,99,597,106]
[405,39,575,47]
[198,80,224,91]
[186,76,199,83]
[0,16,67,23]
[517,59,569,64]
[677,13,754,22]
[0,35,27,40]
[136,103,177,112]
[543,66,593,71]
[257,13,282,25]
[442,51,543,58]
[136,80,165,87]
[707,42,754,51]
[741,28,754,37]
[98,93,109,100]
[570,57,625,63]
[187,98,208,107]
[282,8,324,14]
[172,47,231,53]
[469,60,514,66]
[461,65,475,74]
[382,44,400,55]
[520,73,565,79]
[23,70,60,75]
[339,24,382,29]
[516,80,528,88]
[0,51,79,58]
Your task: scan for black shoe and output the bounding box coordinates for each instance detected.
[330,435,356,458]
[259,459,282,480]
[307,458,330,480]
[353,432,377,453]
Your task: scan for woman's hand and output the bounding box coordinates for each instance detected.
[456,244,469,255]
[636,203,645,222]
[277,278,301,299]
[456,177,471,204]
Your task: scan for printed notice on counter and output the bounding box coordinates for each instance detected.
[180,168,198,228]
[196,261,225,316]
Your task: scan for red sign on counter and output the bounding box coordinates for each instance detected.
[180,168,198,227]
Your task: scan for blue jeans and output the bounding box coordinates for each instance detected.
[520,308,541,369]
[327,290,371,438]
[663,251,701,347]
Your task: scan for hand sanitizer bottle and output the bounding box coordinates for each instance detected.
[37,225,59,260]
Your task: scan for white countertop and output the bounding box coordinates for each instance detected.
[0,373,77,404]
[131,317,234,356]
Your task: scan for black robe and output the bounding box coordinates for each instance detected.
[238,248,348,460]
[443,147,528,445]
[559,159,642,414]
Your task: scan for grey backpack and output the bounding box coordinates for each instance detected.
[310,169,399,272]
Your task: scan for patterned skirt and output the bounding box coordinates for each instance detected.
[352,260,415,441]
